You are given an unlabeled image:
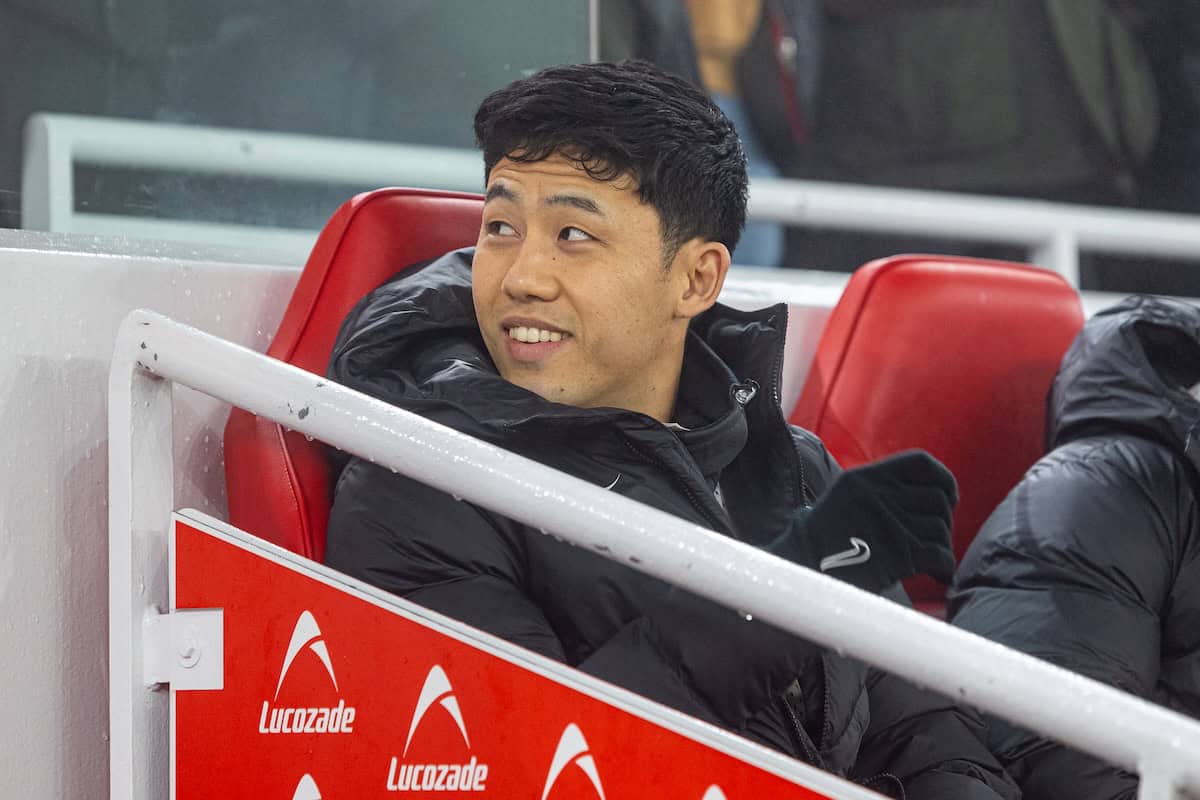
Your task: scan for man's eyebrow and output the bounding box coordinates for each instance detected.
[485,184,518,204]
[545,192,605,216]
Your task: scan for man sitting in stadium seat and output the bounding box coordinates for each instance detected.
[951,295,1200,799]
[324,60,1018,798]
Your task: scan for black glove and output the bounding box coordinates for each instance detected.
[770,450,957,592]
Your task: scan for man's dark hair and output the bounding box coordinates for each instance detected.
[474,60,748,261]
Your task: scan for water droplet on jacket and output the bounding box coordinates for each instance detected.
[304,434,314,442]
[743,613,754,622]
[451,494,462,502]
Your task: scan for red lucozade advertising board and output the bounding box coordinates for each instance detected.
[171,511,873,800]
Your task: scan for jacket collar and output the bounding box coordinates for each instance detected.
[329,247,804,524]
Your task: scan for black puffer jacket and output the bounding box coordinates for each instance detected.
[325,248,1019,798]
[950,295,1200,799]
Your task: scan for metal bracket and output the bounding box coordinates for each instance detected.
[143,608,224,690]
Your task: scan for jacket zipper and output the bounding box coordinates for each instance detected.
[857,773,905,799]
[766,305,813,507]
[779,695,824,768]
[619,438,730,534]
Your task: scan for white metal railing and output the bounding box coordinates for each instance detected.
[25,112,1200,283]
[109,309,1200,799]
[22,113,482,256]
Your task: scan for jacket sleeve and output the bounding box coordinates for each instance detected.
[326,458,830,732]
[948,439,1184,799]
[850,669,1021,799]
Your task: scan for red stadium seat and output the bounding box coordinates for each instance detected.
[224,188,484,561]
[790,255,1084,615]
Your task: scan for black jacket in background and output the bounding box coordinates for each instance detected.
[950,295,1200,799]
[325,248,1019,798]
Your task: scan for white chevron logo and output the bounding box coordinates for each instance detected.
[702,787,728,800]
[404,665,470,756]
[292,774,321,800]
[541,723,605,800]
[275,611,338,700]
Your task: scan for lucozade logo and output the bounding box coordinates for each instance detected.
[259,611,356,734]
[541,723,605,800]
[386,665,488,792]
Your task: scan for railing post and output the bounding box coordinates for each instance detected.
[1031,230,1081,287]
[108,315,176,800]
[20,114,73,232]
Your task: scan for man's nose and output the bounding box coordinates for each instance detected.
[501,239,560,302]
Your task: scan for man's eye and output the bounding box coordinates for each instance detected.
[487,221,517,236]
[559,226,592,242]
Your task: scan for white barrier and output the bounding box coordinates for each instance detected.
[26,113,1200,283]
[110,309,1200,800]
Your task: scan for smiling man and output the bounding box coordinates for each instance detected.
[473,158,709,419]
[324,61,1017,798]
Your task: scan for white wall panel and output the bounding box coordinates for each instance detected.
[0,232,299,799]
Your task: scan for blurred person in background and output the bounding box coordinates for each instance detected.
[789,1,1165,281]
[950,295,1200,799]
[601,0,821,266]
[808,0,1158,202]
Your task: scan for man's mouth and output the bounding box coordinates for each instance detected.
[507,325,566,343]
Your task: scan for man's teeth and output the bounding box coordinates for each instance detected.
[508,326,564,343]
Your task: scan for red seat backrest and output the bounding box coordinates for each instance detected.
[224,188,484,561]
[790,255,1084,614]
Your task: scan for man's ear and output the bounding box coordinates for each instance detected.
[673,238,731,320]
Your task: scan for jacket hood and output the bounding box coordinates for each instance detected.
[1049,295,1200,472]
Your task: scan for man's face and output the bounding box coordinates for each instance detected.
[472,154,690,419]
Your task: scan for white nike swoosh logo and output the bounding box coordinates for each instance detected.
[602,474,621,491]
[819,537,871,572]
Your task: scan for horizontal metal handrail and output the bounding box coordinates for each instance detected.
[25,113,1200,284]
[750,178,1200,285]
[21,113,481,255]
[112,309,1200,799]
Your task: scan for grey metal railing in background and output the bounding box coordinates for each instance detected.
[24,113,1200,285]
[749,178,1200,286]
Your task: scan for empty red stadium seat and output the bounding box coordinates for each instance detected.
[790,255,1084,614]
[224,188,483,561]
